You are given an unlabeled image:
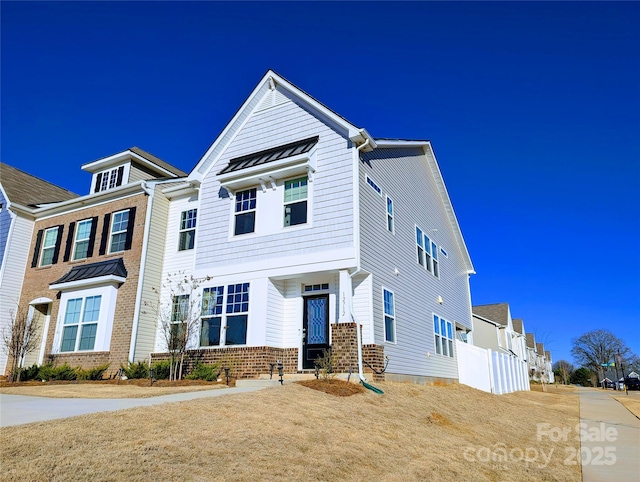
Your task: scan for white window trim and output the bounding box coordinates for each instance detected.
[40,226,59,267]
[283,175,309,228]
[386,195,394,234]
[382,287,396,344]
[109,209,129,254]
[433,314,454,358]
[93,164,130,193]
[72,218,93,261]
[415,224,440,278]
[178,209,197,251]
[366,175,383,197]
[51,284,117,354]
[199,283,250,348]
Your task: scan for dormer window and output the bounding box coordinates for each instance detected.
[94,166,124,193]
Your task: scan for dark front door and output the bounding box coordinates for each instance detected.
[302,294,330,369]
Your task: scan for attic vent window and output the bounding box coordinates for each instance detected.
[94,166,125,193]
[366,176,382,196]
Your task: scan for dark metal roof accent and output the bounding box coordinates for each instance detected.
[218,136,319,175]
[51,258,127,285]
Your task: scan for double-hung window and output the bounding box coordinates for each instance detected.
[201,287,224,346]
[416,226,439,278]
[110,210,129,253]
[40,227,59,266]
[234,188,256,235]
[178,209,197,251]
[383,288,396,343]
[434,315,454,358]
[284,176,308,227]
[200,283,249,346]
[60,295,101,352]
[73,219,93,261]
[386,196,394,233]
[170,295,190,351]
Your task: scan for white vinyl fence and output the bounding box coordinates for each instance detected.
[456,340,529,394]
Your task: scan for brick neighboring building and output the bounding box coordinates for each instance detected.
[12,148,187,375]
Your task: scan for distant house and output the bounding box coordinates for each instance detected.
[465,303,529,393]
[0,163,77,375]
[525,332,537,378]
[151,70,476,383]
[8,149,187,374]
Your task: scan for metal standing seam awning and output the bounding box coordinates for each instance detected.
[49,258,127,290]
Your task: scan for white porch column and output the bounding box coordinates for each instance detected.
[338,269,353,323]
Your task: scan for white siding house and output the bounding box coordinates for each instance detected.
[154,70,475,383]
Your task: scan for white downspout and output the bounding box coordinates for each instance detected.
[128,181,154,363]
[350,135,370,382]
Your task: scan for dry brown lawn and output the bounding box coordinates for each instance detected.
[0,382,580,481]
[0,380,223,398]
[611,391,640,418]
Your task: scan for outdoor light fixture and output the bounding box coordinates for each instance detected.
[277,360,284,385]
[224,366,230,385]
[269,362,277,380]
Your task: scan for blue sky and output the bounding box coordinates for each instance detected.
[2,2,639,364]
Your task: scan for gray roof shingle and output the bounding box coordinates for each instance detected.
[472,303,510,326]
[512,318,524,335]
[0,162,78,207]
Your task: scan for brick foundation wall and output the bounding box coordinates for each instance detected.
[48,352,111,371]
[151,346,298,379]
[363,344,386,382]
[330,322,386,382]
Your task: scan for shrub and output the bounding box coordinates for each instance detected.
[121,361,149,379]
[151,360,171,380]
[16,363,41,382]
[185,362,220,381]
[77,364,110,381]
[39,363,77,381]
[315,349,336,380]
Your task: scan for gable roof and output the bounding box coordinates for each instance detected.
[187,70,474,273]
[82,147,187,178]
[189,69,375,183]
[526,333,536,349]
[512,318,524,335]
[536,342,545,355]
[0,162,78,208]
[473,303,510,326]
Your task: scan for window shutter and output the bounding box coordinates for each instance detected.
[124,206,136,250]
[87,216,99,257]
[94,173,103,193]
[99,213,111,256]
[52,225,65,264]
[116,166,125,186]
[31,230,43,268]
[63,222,76,262]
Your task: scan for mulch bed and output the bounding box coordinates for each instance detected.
[0,379,226,388]
[296,378,366,397]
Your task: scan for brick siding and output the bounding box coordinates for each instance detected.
[14,193,149,375]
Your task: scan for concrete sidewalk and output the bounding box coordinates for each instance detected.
[0,385,267,427]
[578,388,640,482]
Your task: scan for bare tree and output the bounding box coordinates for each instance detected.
[144,272,207,381]
[553,360,574,385]
[571,330,635,382]
[2,306,40,382]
